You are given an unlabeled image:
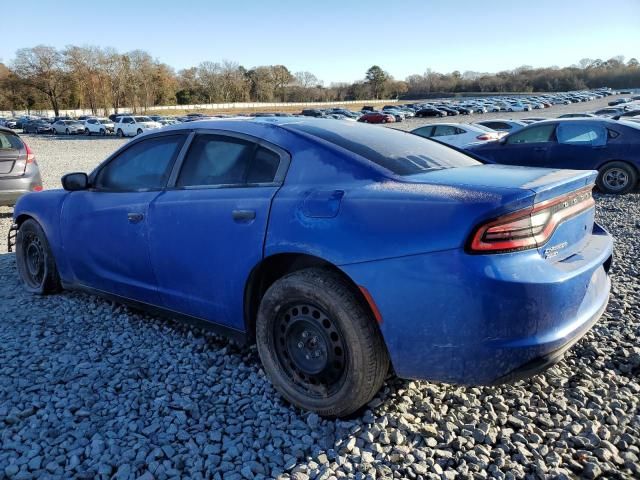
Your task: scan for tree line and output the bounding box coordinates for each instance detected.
[0,45,638,116]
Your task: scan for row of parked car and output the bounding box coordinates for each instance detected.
[303,88,620,124]
[409,115,640,194]
[0,113,185,138]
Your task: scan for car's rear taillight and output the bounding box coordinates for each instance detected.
[25,143,35,164]
[475,133,499,141]
[468,186,595,254]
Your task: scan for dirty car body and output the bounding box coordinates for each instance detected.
[12,119,613,413]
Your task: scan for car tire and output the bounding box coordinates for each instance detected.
[100,129,106,136]
[117,129,124,137]
[85,128,91,136]
[256,268,389,417]
[596,161,637,194]
[15,219,62,295]
[65,128,70,135]
[136,128,143,135]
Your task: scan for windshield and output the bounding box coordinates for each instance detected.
[284,121,480,176]
[134,116,152,122]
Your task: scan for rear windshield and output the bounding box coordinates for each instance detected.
[134,116,152,122]
[284,121,480,175]
[0,131,23,150]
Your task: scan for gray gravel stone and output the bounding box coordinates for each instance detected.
[0,120,638,479]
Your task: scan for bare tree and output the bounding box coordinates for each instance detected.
[65,46,104,114]
[13,46,69,116]
[271,65,293,101]
[294,71,320,88]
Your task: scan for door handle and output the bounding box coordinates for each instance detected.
[232,209,256,222]
[127,212,144,223]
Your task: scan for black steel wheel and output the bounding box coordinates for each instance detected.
[256,268,389,417]
[273,303,348,398]
[15,219,61,295]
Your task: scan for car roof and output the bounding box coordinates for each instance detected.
[152,117,379,139]
[529,118,618,125]
[475,119,525,124]
[0,125,17,134]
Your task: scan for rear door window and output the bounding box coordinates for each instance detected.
[177,136,282,187]
[557,123,607,146]
[177,135,255,187]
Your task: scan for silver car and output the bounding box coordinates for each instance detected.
[0,127,43,206]
[52,120,85,135]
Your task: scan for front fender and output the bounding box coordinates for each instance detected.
[13,190,72,282]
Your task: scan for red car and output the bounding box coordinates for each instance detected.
[358,112,395,124]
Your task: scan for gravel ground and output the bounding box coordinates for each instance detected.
[0,97,639,479]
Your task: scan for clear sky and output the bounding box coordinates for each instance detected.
[2,0,639,84]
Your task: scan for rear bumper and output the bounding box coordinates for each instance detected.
[340,223,613,385]
[0,167,43,206]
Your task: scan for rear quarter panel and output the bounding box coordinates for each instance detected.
[265,177,533,265]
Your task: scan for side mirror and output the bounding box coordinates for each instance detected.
[61,172,89,191]
[499,136,508,145]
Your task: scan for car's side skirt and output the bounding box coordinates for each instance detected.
[62,282,248,345]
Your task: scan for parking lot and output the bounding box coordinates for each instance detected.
[0,96,639,479]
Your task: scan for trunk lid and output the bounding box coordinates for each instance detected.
[0,130,26,176]
[405,164,597,260]
[408,164,596,201]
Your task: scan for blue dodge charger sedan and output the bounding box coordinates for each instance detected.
[11,118,613,416]
[468,118,640,194]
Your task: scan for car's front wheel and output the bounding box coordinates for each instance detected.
[597,161,637,194]
[256,268,389,417]
[85,128,91,136]
[117,129,124,137]
[15,219,62,295]
[137,128,143,135]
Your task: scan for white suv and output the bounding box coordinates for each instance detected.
[114,116,162,137]
[84,118,115,136]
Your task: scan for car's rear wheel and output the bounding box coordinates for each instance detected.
[597,161,637,194]
[65,128,70,135]
[15,219,61,295]
[137,128,143,135]
[256,268,389,417]
[117,129,124,137]
[100,129,106,136]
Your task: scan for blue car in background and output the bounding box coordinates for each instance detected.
[468,118,640,194]
[11,119,613,416]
